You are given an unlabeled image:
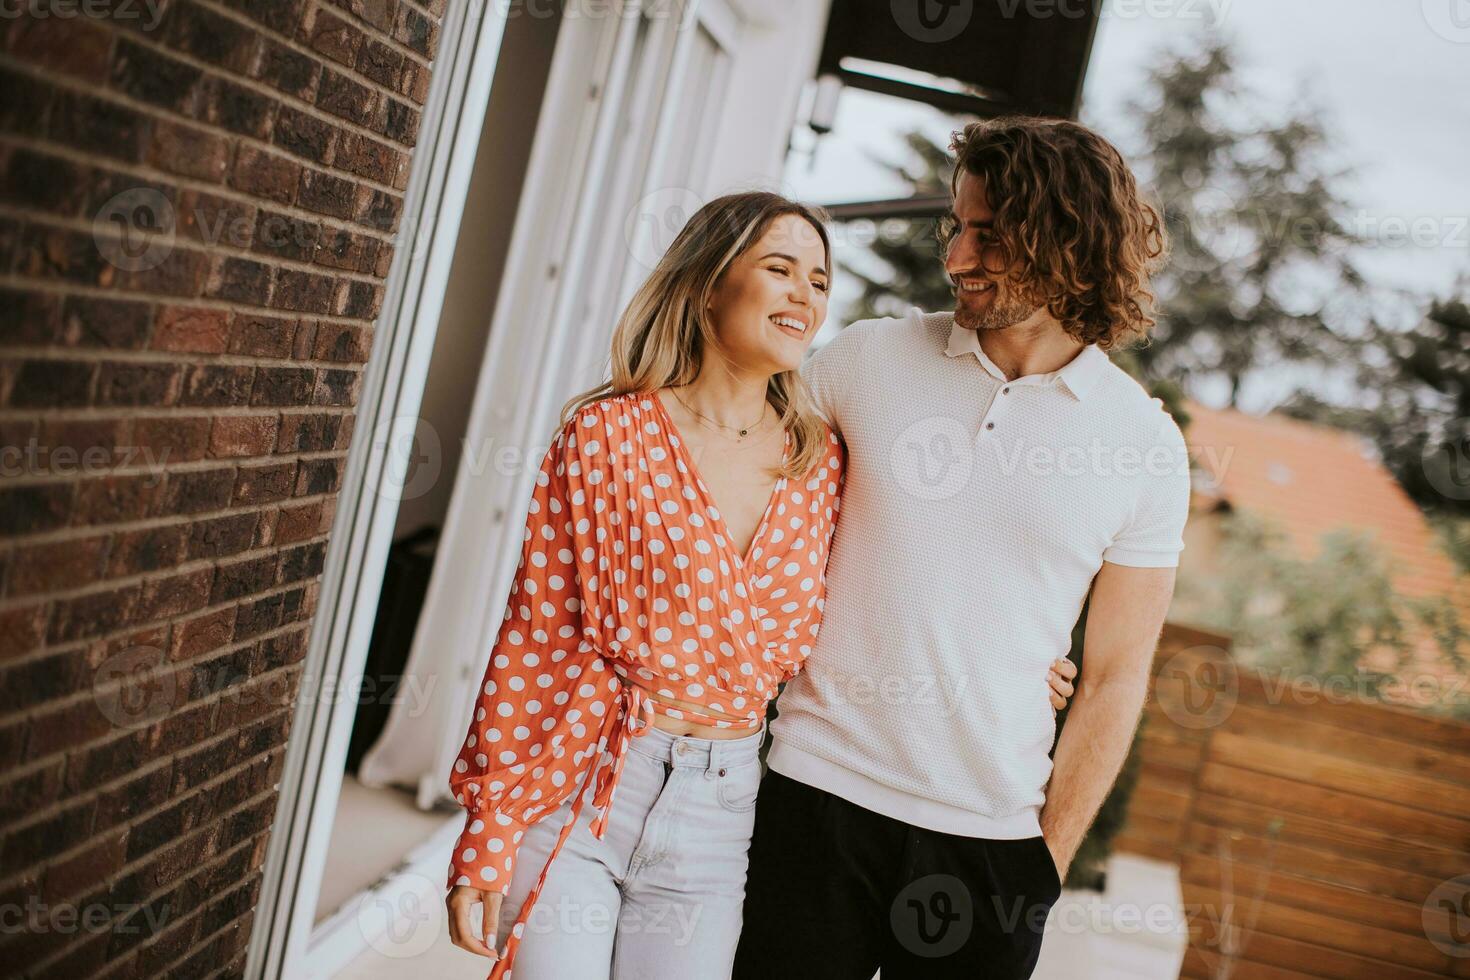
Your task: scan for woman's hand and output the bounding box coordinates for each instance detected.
[447,885,503,960]
[1047,657,1077,711]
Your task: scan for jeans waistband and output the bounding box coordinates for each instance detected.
[627,719,766,773]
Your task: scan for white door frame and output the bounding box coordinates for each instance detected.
[243,3,512,976]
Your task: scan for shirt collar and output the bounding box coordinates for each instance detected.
[943,317,1107,402]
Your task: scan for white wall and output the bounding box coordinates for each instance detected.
[704,0,834,194]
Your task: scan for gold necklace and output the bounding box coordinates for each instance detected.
[672,389,769,440]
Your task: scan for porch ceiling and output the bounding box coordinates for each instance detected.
[815,0,1101,120]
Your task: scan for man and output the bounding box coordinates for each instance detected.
[733,116,1190,979]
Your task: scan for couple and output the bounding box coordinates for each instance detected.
[444,115,1189,979]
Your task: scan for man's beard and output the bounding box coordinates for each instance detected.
[953,281,1041,332]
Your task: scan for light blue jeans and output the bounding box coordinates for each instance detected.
[495,722,766,978]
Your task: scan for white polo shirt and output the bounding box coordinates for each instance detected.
[767,308,1191,838]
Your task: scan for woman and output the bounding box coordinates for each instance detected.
[444,192,1077,978]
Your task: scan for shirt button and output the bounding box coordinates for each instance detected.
[985,421,995,430]
[1002,386,1010,394]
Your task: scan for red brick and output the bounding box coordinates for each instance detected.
[131,415,213,465]
[229,145,300,206]
[170,606,239,663]
[0,602,49,660]
[210,415,281,458]
[152,306,232,354]
[9,534,109,596]
[229,313,297,358]
[107,523,193,578]
[274,502,323,544]
[4,15,112,84]
[147,120,232,183]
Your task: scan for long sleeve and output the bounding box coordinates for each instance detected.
[446,424,619,894]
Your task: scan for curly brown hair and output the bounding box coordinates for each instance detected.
[941,116,1168,350]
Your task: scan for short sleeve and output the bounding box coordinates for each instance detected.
[1102,411,1191,568]
[800,321,870,430]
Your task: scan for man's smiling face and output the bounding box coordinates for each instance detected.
[943,171,1043,333]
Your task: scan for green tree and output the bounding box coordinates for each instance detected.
[1278,283,1470,522]
[1180,510,1470,718]
[1126,40,1373,407]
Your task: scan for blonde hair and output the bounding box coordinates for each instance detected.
[563,191,833,479]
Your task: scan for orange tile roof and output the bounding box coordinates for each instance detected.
[1182,400,1463,603]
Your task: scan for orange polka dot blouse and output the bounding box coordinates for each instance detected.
[447,391,845,976]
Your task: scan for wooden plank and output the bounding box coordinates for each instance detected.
[1179,822,1451,906]
[1221,702,1470,787]
[1136,757,1202,792]
[1190,791,1468,881]
[1112,833,1175,862]
[1182,929,1450,980]
[1128,782,1194,823]
[1119,806,1186,842]
[1232,671,1470,755]
[1179,882,1450,974]
[1181,853,1455,939]
[1198,762,1470,851]
[1140,736,1210,773]
[1207,731,1470,816]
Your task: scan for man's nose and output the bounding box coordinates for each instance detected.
[945,235,977,276]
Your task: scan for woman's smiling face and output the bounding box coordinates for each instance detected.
[704,212,830,377]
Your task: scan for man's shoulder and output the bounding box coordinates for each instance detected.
[826,307,949,355]
[1090,362,1185,447]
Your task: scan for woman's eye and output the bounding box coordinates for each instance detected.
[812,281,829,293]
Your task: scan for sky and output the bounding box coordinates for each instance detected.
[778,0,1470,410]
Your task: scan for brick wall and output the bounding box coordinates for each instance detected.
[0,0,444,975]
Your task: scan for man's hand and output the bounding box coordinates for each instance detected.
[1042,836,1065,883]
[1047,657,1077,711]
[447,885,503,960]
[1040,563,1177,888]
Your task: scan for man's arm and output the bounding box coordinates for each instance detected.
[1037,560,1177,878]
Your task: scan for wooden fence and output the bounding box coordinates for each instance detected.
[1113,623,1470,979]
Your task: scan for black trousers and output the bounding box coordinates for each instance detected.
[733,770,1062,980]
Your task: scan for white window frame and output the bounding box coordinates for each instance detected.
[243,3,512,975]
[245,1,748,977]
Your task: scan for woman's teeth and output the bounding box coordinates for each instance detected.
[770,315,807,333]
